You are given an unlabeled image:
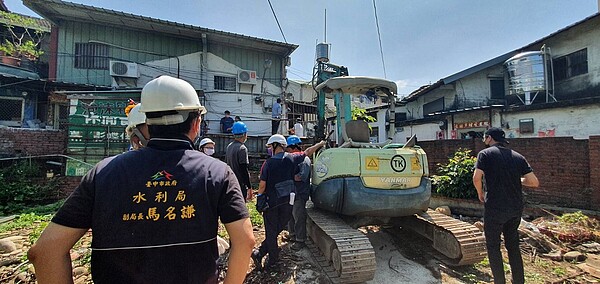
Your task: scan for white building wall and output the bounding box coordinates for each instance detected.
[136,52,280,136]
[456,65,505,105]
[286,80,316,103]
[369,109,388,143]
[503,103,600,139]
[393,123,439,142]
[404,88,454,120]
[544,19,600,89]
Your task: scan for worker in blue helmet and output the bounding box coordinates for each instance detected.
[226,121,253,201]
[284,135,311,251]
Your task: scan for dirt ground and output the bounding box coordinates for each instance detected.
[1,214,599,283]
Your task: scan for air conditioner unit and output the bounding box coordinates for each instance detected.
[110,61,139,78]
[237,69,257,85]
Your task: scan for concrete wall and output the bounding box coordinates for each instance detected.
[503,103,600,139]
[394,123,439,142]
[454,64,505,106]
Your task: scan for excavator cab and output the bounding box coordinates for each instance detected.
[311,76,431,219]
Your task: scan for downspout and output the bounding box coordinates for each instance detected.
[49,24,58,81]
[202,34,208,90]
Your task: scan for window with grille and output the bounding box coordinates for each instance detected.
[75,43,109,69]
[213,76,237,91]
[0,97,24,127]
[553,49,588,81]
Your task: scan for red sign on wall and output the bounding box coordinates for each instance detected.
[453,121,489,129]
[436,131,445,140]
[450,130,457,139]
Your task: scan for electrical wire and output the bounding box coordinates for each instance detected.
[267,0,287,43]
[372,0,387,78]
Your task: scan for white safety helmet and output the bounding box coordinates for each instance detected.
[140,75,207,125]
[266,134,287,147]
[127,103,146,128]
[199,138,215,148]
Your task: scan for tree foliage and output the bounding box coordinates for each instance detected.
[0,11,46,59]
[432,148,478,199]
[351,106,376,122]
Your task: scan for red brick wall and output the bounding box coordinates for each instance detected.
[57,176,83,198]
[419,136,599,210]
[590,136,600,207]
[0,128,67,156]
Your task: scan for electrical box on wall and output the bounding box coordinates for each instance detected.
[519,118,534,133]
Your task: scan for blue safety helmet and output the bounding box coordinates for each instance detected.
[286,135,302,147]
[231,121,247,135]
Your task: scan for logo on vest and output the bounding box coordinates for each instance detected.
[146,170,177,187]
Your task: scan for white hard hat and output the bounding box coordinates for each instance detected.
[140,76,207,125]
[127,103,146,128]
[266,134,287,147]
[199,138,215,147]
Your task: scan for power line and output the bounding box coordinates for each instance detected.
[267,0,287,43]
[372,0,387,78]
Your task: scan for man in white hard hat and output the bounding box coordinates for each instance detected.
[198,137,216,156]
[252,134,325,270]
[29,75,255,284]
[125,103,149,150]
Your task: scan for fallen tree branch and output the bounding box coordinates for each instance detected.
[518,226,560,253]
[550,271,586,284]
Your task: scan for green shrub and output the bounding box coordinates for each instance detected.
[0,161,60,215]
[432,148,478,199]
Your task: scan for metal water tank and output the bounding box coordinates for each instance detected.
[504,51,547,95]
[316,43,330,63]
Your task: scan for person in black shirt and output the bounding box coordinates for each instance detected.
[28,76,255,284]
[473,127,539,284]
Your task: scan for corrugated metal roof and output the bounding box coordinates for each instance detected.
[404,12,600,103]
[401,80,442,103]
[23,0,298,57]
[0,72,111,91]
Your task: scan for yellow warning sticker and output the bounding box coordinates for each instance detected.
[411,157,421,170]
[365,156,379,170]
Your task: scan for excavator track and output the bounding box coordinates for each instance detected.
[399,209,487,266]
[306,207,376,283]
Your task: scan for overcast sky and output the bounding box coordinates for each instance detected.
[5,0,599,95]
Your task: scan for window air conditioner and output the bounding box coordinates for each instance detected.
[110,61,139,78]
[237,69,257,85]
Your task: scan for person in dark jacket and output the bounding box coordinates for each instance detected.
[252,135,325,270]
[226,121,253,201]
[285,135,311,251]
[28,76,255,284]
[220,110,234,133]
